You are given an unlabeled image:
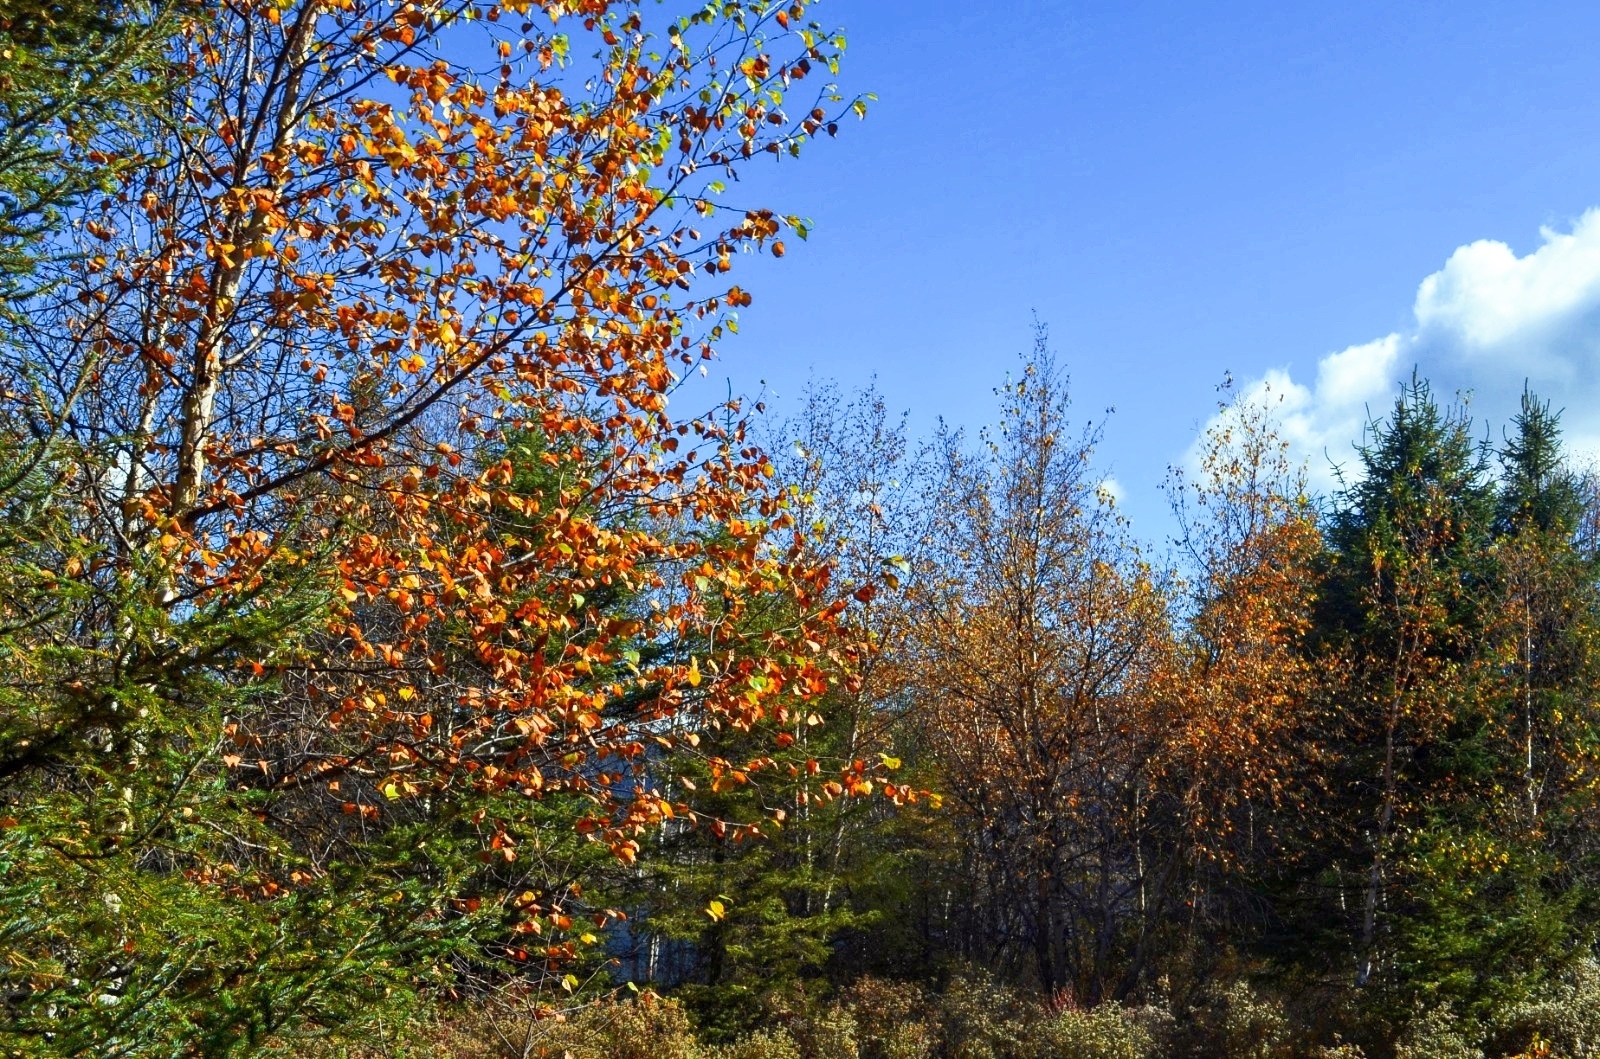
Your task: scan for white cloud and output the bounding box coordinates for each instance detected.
[1415,214,1600,366]
[1208,209,1600,489]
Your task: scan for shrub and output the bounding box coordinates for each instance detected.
[712,1028,805,1059]
[1029,1005,1154,1059]
[527,995,704,1059]
[1175,981,1293,1059]
[1216,982,1293,1059]
[296,1005,507,1058]
[1496,957,1600,1059]
[931,971,1034,1059]
[1394,1005,1483,1059]
[839,978,935,1059]
[791,1004,862,1059]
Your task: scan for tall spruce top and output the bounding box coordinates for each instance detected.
[1496,386,1584,538]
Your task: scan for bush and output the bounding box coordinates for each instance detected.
[1496,957,1600,1059]
[931,972,1034,1059]
[1029,1005,1154,1059]
[1310,1044,1366,1059]
[712,1028,805,1059]
[838,978,934,1059]
[527,995,704,1059]
[1394,1005,1483,1059]
[786,1003,861,1059]
[1175,981,1293,1059]
[300,1013,506,1059]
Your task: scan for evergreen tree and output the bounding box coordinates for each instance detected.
[0,0,178,296]
[1282,378,1600,1032]
[1313,376,1500,1007]
[618,385,926,1041]
[1497,387,1586,538]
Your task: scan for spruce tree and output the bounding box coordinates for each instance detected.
[1312,376,1500,1012]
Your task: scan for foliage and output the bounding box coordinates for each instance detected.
[1031,1005,1154,1059]
[619,383,936,1039]
[0,0,876,1050]
[710,1028,806,1059]
[1494,957,1600,1059]
[526,994,705,1059]
[4,0,1600,1048]
[1179,981,1294,1059]
[0,0,178,295]
[1394,1006,1484,1059]
[904,333,1174,1002]
[1260,377,1600,1021]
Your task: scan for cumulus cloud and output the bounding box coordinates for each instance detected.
[1207,209,1600,490]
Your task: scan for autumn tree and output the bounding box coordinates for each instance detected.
[0,0,871,1050]
[617,382,933,1038]
[905,336,1173,1003]
[1161,381,1323,957]
[764,382,953,985]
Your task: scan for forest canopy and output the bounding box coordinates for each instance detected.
[0,3,1597,1059]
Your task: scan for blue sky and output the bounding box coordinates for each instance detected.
[701,0,1600,534]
